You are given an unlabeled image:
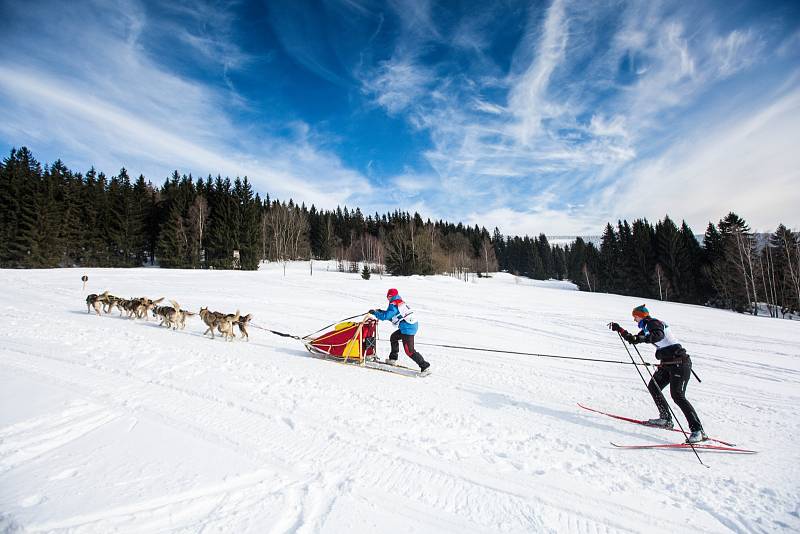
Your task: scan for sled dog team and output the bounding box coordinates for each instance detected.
[86,288,707,443]
[85,291,252,341]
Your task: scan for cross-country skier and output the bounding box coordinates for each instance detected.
[608,304,707,444]
[368,289,430,375]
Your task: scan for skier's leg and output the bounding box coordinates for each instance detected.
[388,330,401,361]
[402,334,430,371]
[647,367,672,421]
[668,358,703,432]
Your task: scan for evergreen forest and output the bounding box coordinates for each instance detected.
[1,147,798,317]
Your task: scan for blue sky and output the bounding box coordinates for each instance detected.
[1,0,798,235]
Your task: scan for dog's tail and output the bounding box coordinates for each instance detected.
[152,297,164,305]
[170,300,181,312]
[232,310,240,322]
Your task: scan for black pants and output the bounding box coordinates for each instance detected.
[389,330,429,371]
[647,356,703,432]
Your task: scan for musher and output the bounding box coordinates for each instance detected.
[369,288,430,375]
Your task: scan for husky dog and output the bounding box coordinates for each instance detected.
[174,309,196,330]
[136,297,164,320]
[97,292,117,314]
[152,304,172,326]
[199,308,240,341]
[122,298,142,319]
[105,295,126,316]
[218,310,240,341]
[86,291,109,315]
[120,299,136,319]
[199,307,218,339]
[236,313,253,341]
[153,300,182,329]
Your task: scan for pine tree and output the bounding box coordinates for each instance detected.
[616,220,635,293]
[536,233,552,278]
[131,174,153,265]
[58,169,84,266]
[3,148,43,267]
[654,216,688,302]
[598,223,623,292]
[711,212,758,313]
[628,219,656,298]
[235,177,262,269]
[678,221,703,303]
[157,201,189,268]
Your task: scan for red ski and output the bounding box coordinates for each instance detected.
[610,442,757,454]
[578,403,737,447]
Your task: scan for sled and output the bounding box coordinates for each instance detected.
[303,315,377,365]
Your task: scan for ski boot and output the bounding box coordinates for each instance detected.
[410,352,430,376]
[686,430,708,444]
[645,417,674,429]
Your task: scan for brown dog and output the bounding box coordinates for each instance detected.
[199,308,240,341]
[236,313,253,341]
[85,291,109,315]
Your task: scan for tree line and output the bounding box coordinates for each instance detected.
[534,214,799,317]
[0,147,497,276]
[1,147,797,316]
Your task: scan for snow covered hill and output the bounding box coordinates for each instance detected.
[1,263,798,533]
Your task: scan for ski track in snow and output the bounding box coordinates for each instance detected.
[1,264,799,533]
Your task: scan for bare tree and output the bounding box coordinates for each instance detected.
[480,237,498,275]
[187,195,209,267]
[262,202,310,272]
[581,263,593,292]
[730,229,759,314]
[655,263,664,300]
[780,230,800,312]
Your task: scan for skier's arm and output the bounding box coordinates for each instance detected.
[642,320,665,344]
[628,320,665,345]
[371,306,397,321]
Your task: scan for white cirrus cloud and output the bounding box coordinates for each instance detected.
[360,0,795,235]
[0,0,371,210]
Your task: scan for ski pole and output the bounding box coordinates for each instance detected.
[621,335,707,467]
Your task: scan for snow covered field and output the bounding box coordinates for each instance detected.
[1,262,799,533]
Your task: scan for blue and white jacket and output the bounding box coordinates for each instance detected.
[372,295,419,335]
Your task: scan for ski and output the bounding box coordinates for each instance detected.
[304,353,423,377]
[364,357,431,377]
[364,360,424,377]
[610,442,757,454]
[578,403,736,447]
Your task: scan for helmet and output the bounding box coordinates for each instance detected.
[632,304,649,319]
[386,288,399,300]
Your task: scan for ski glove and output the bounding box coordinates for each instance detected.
[367,309,376,315]
[608,322,629,336]
[624,333,643,344]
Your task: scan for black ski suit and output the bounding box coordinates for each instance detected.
[626,317,703,432]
